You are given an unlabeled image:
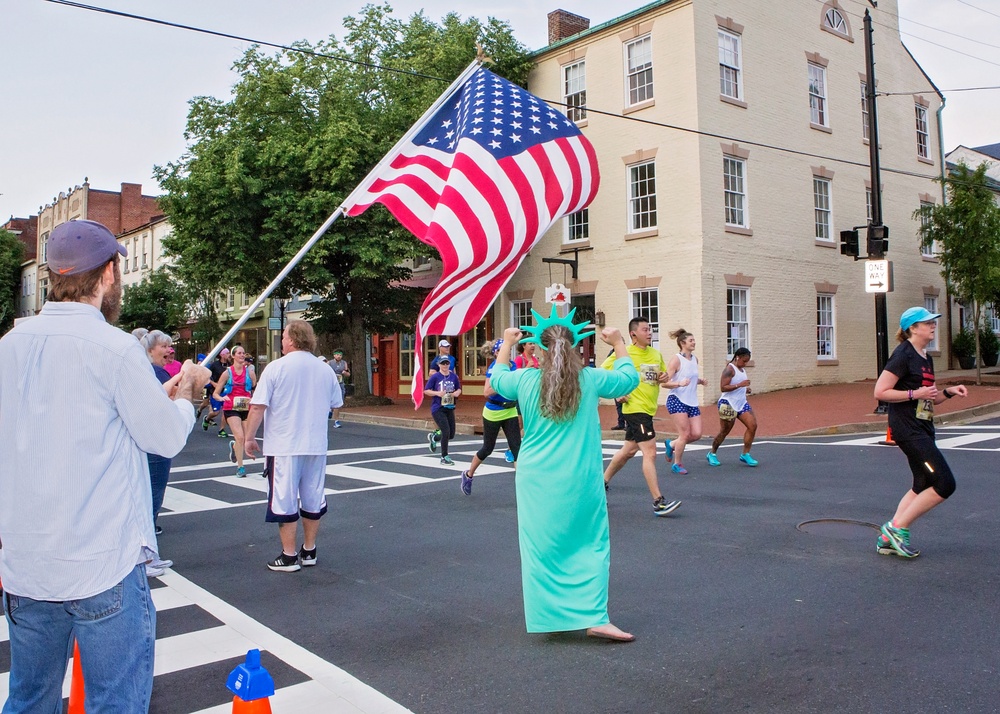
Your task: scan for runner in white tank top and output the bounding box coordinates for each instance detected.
[707,348,759,467]
[664,329,707,474]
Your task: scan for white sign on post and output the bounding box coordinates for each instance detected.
[865,260,890,293]
[545,283,571,305]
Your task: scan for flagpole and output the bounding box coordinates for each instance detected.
[202,59,483,365]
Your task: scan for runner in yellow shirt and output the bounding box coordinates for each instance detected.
[601,317,681,516]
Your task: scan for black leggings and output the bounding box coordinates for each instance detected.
[476,416,521,461]
[896,436,956,499]
[433,409,456,456]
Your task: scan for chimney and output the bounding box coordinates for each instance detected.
[547,9,590,45]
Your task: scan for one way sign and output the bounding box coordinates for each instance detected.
[865,259,892,293]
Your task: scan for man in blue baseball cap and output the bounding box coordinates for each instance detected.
[0,219,212,711]
[872,305,967,559]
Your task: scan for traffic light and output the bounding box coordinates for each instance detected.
[867,224,889,257]
[840,229,859,258]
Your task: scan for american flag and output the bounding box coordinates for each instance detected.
[342,66,600,407]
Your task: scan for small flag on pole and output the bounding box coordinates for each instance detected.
[342,66,600,407]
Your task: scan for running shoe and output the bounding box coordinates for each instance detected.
[218,429,229,438]
[461,470,473,495]
[670,463,688,475]
[504,449,514,463]
[706,452,721,467]
[652,497,682,516]
[202,418,210,431]
[148,557,173,570]
[427,432,439,453]
[665,440,675,461]
[267,552,301,572]
[228,440,237,464]
[876,534,895,556]
[880,522,919,558]
[333,420,342,429]
[440,456,454,466]
[145,563,167,578]
[155,525,163,536]
[236,466,247,478]
[299,546,317,567]
[739,452,759,467]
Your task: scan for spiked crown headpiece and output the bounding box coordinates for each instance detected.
[519,305,595,350]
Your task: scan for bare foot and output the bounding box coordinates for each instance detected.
[586,623,635,642]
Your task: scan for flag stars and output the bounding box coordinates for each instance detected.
[490,140,502,149]
[491,128,503,136]
[530,126,541,134]
[511,121,522,129]
[510,133,521,143]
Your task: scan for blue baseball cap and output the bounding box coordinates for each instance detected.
[899,306,941,331]
[48,219,127,275]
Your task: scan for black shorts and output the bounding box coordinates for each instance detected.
[624,412,656,443]
[223,409,247,421]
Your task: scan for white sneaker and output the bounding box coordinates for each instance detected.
[149,557,173,569]
[145,563,167,578]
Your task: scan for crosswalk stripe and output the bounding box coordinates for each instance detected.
[326,463,433,486]
[162,487,240,514]
[378,454,512,475]
[933,433,1000,449]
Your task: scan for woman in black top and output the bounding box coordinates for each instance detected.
[873,307,967,558]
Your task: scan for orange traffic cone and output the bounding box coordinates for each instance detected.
[231,695,272,713]
[68,639,86,714]
[878,426,897,446]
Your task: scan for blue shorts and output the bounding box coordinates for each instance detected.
[666,394,700,417]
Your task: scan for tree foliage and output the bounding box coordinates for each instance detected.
[0,229,26,335]
[118,268,192,335]
[155,3,531,396]
[915,161,1000,383]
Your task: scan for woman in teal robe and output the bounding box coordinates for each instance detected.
[490,320,638,641]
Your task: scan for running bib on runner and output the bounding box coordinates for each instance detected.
[640,363,659,386]
[233,396,251,411]
[718,402,737,420]
[915,398,934,421]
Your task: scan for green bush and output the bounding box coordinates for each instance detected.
[953,327,976,368]
[979,318,1000,366]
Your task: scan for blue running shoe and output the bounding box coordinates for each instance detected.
[440,455,454,466]
[665,440,675,461]
[504,449,514,463]
[461,470,473,495]
[428,432,439,453]
[706,452,721,467]
[236,466,247,478]
[739,452,758,467]
[670,463,688,475]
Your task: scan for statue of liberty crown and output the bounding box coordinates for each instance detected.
[519,305,595,350]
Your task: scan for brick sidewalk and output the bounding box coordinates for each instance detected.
[341,369,1000,438]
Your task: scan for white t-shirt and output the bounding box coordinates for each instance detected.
[251,350,343,456]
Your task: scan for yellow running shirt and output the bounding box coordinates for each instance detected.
[601,345,665,416]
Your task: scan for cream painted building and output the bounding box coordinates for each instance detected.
[498,0,948,401]
[118,216,173,288]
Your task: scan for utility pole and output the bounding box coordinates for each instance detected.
[864,9,890,413]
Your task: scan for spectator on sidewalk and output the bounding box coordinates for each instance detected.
[601,317,681,516]
[162,346,182,378]
[873,306,967,558]
[244,321,342,572]
[706,347,758,467]
[490,315,638,641]
[0,219,209,713]
[328,349,350,428]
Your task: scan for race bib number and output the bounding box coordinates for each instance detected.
[441,392,455,407]
[233,396,251,411]
[640,363,659,386]
[718,402,737,421]
[915,398,934,422]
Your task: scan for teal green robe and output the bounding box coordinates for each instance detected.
[491,358,639,633]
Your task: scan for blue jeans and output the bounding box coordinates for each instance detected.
[148,454,172,525]
[2,565,156,714]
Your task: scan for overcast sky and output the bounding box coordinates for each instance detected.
[2,0,998,221]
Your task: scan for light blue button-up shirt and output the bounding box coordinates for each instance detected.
[0,301,195,599]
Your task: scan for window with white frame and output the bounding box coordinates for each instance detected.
[924,295,939,351]
[814,177,832,241]
[726,287,750,355]
[564,60,587,122]
[630,288,660,345]
[724,156,748,227]
[808,63,828,126]
[566,209,589,242]
[227,288,235,309]
[627,160,657,232]
[39,277,48,304]
[141,235,148,269]
[919,201,937,257]
[824,8,848,35]
[132,238,138,271]
[915,104,930,159]
[400,332,416,379]
[241,291,249,308]
[860,82,870,140]
[511,300,533,330]
[718,29,742,100]
[817,294,835,359]
[625,36,653,106]
[866,187,873,223]
[41,232,49,263]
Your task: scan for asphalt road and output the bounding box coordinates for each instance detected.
[3,419,998,713]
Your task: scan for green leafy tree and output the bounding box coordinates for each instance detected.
[915,161,1000,384]
[155,4,531,397]
[118,268,191,334]
[0,229,26,335]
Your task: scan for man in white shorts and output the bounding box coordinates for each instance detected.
[244,320,343,572]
